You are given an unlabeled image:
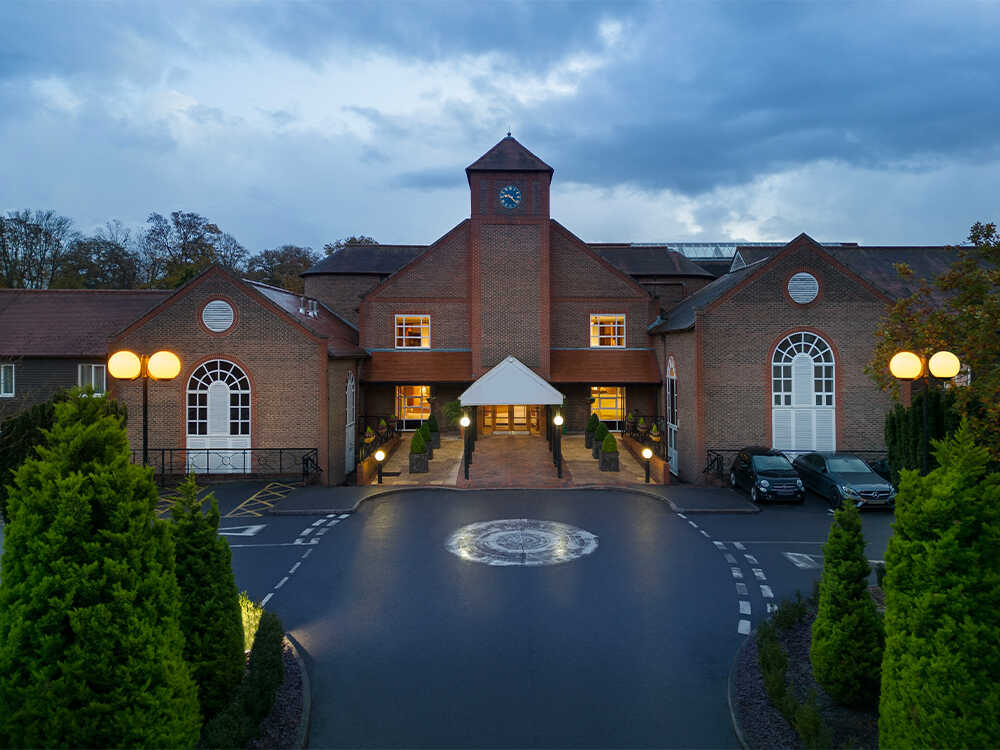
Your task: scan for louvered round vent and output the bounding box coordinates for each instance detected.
[202,300,235,332]
[787,273,819,304]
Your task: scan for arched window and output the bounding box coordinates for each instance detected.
[345,372,356,475]
[771,332,835,451]
[187,359,251,436]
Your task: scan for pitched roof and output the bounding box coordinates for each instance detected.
[648,260,770,333]
[466,135,554,174]
[459,355,564,405]
[0,289,171,358]
[302,244,426,276]
[825,247,959,299]
[245,280,367,358]
[589,244,716,278]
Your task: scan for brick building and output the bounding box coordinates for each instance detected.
[0,135,957,484]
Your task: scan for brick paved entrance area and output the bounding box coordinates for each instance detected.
[457,435,570,489]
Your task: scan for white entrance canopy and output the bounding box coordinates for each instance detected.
[459,356,564,406]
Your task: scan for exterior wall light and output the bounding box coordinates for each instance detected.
[108,349,182,469]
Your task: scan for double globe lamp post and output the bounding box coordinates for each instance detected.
[888,349,960,475]
[107,349,182,468]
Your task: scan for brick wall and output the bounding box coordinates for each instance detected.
[327,360,360,485]
[109,270,330,480]
[304,274,382,326]
[661,330,697,481]
[480,223,542,368]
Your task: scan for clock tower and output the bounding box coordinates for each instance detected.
[466,135,554,377]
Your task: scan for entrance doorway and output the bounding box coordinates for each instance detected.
[481,405,540,435]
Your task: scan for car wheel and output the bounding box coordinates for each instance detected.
[730,471,738,489]
[828,489,842,508]
[751,486,760,504]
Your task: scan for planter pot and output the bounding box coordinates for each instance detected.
[585,432,594,449]
[377,427,388,439]
[592,441,602,459]
[599,451,620,472]
[650,433,661,443]
[431,431,441,449]
[425,441,434,460]
[409,452,429,473]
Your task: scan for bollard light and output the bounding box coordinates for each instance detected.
[642,447,653,483]
[460,415,471,428]
[553,414,564,426]
[374,449,386,484]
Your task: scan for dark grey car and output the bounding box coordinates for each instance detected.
[792,452,896,509]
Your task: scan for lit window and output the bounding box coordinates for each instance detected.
[0,364,13,397]
[590,314,625,348]
[78,364,107,395]
[395,385,430,429]
[591,386,625,429]
[395,315,430,348]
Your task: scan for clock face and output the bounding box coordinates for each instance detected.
[498,184,521,209]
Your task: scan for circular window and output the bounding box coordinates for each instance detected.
[202,300,235,332]
[787,272,819,304]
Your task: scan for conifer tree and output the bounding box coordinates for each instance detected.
[879,424,1000,748]
[171,474,245,722]
[0,394,200,748]
[809,502,884,707]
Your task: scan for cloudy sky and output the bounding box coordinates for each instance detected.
[2,1,998,252]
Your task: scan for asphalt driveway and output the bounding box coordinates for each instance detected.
[255,489,746,749]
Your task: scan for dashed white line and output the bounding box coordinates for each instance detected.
[736,583,748,595]
[289,562,301,574]
[274,576,289,589]
[677,513,687,519]
[733,542,746,551]
[724,553,738,564]
[299,527,313,536]
[731,567,743,579]
[338,514,349,519]
[261,593,274,606]
[713,541,726,549]
[316,527,329,536]
[326,513,337,518]
[311,519,325,527]
[738,619,751,635]
[688,520,699,529]
[293,538,319,546]
[744,554,758,564]
[739,600,751,615]
[327,519,340,526]
[700,529,711,538]
[760,585,774,599]
[301,549,313,559]
[753,568,767,581]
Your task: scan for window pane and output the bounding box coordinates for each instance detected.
[589,315,626,347]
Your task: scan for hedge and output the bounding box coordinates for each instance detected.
[879,423,1000,749]
[884,387,958,481]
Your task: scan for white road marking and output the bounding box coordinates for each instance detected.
[731,567,743,579]
[275,576,289,589]
[338,514,349,519]
[217,524,267,537]
[289,562,301,574]
[738,619,751,635]
[261,593,273,606]
[724,554,738,564]
[688,520,699,529]
[301,549,313,559]
[677,513,687,519]
[326,513,337,518]
[766,602,778,614]
[744,554,758,564]
[327,519,340,526]
[293,538,320,546]
[733,542,746,551]
[713,541,726,549]
[312,519,326,527]
[700,530,711,538]
[316,527,329,536]
[299,527,313,536]
[783,552,822,569]
[229,542,316,549]
[760,585,774,599]
[739,600,751,615]
[736,583,748,595]
[753,568,767,581]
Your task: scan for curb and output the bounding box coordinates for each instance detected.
[270,484,760,516]
[728,624,756,750]
[284,634,311,750]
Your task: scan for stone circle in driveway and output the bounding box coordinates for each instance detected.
[445,518,599,566]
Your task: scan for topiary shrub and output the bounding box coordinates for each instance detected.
[171,474,246,722]
[879,423,1000,749]
[239,591,263,652]
[601,434,618,453]
[410,430,427,454]
[810,502,884,708]
[427,413,439,432]
[586,413,599,433]
[0,392,199,748]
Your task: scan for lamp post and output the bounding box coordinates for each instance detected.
[108,349,182,468]
[460,414,471,480]
[374,449,386,484]
[642,447,653,484]
[888,349,960,474]
[553,414,564,478]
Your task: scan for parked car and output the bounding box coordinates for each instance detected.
[729,447,805,503]
[791,452,896,509]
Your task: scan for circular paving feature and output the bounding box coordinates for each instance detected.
[446,518,598,566]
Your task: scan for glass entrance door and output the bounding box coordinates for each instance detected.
[489,405,533,433]
[494,405,510,430]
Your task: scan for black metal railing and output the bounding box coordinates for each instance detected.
[622,415,670,460]
[132,448,321,484]
[704,449,731,480]
[356,415,400,463]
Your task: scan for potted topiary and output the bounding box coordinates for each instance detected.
[427,413,441,449]
[637,416,649,438]
[599,433,619,472]
[593,423,609,459]
[377,417,389,437]
[649,422,661,443]
[409,430,428,473]
[419,423,433,459]
[364,426,376,444]
[585,413,599,449]
[626,410,637,430]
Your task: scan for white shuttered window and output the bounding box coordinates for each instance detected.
[772,332,835,451]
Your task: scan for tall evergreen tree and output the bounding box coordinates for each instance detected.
[879,423,1000,748]
[171,474,246,722]
[0,394,200,748]
[809,502,884,708]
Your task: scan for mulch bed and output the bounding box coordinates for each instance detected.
[734,604,880,750]
[248,639,304,749]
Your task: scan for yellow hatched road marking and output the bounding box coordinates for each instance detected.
[155,484,204,519]
[226,482,297,518]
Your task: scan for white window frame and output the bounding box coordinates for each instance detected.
[771,332,836,451]
[589,314,626,348]
[395,385,430,430]
[590,385,625,431]
[186,359,251,437]
[78,364,107,395]
[394,315,431,349]
[0,364,14,397]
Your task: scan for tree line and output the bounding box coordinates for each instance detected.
[0,208,377,293]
